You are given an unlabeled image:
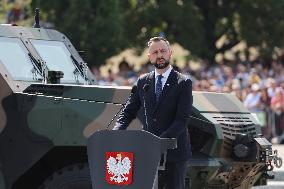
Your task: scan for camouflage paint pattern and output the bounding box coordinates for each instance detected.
[0,25,277,189]
[0,171,5,189]
[193,91,250,113]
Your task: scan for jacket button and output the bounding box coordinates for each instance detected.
[153,118,157,122]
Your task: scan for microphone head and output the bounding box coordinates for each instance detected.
[131,85,138,94]
[143,84,150,91]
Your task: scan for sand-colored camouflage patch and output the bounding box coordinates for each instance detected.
[83,103,142,138]
[111,87,131,104]
[193,92,217,111]
[193,92,249,113]
[83,104,122,138]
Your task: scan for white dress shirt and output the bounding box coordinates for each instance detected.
[154,65,172,91]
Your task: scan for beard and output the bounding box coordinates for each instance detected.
[153,58,170,69]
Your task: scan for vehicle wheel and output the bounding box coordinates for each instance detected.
[39,163,92,189]
[205,184,229,189]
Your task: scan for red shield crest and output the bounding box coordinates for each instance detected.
[106,152,133,185]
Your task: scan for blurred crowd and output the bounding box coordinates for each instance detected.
[92,57,284,142]
[3,0,29,24]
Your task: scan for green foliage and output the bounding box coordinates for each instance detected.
[121,0,242,62]
[31,0,284,66]
[123,0,284,63]
[32,0,126,66]
[239,0,284,59]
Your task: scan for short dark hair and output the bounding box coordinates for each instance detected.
[147,36,170,47]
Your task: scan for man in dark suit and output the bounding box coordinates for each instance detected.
[113,36,193,189]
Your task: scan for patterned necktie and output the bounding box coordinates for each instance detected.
[156,75,163,102]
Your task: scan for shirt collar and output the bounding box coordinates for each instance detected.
[155,65,172,79]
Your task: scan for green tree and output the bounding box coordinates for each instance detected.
[123,0,284,63]
[119,0,242,62]
[239,0,284,60]
[31,0,284,66]
[32,0,126,67]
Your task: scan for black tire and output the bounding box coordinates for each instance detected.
[205,184,229,189]
[39,163,92,189]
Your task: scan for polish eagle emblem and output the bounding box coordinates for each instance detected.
[106,152,133,185]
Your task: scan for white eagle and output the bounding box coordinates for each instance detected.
[107,153,132,183]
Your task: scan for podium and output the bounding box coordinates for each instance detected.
[87,130,177,189]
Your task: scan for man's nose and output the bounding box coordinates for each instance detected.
[157,51,163,58]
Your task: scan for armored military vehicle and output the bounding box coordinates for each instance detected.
[0,22,282,188]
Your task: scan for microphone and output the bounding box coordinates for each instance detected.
[142,83,149,131]
[131,85,138,94]
[143,84,149,91]
[106,85,137,130]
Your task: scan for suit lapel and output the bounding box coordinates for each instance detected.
[154,69,177,112]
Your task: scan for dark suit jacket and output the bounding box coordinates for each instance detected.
[114,69,193,162]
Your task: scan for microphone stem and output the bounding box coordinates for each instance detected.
[143,92,149,131]
[106,91,133,130]
[106,104,125,130]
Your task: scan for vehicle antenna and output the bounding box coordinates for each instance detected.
[33,8,41,28]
